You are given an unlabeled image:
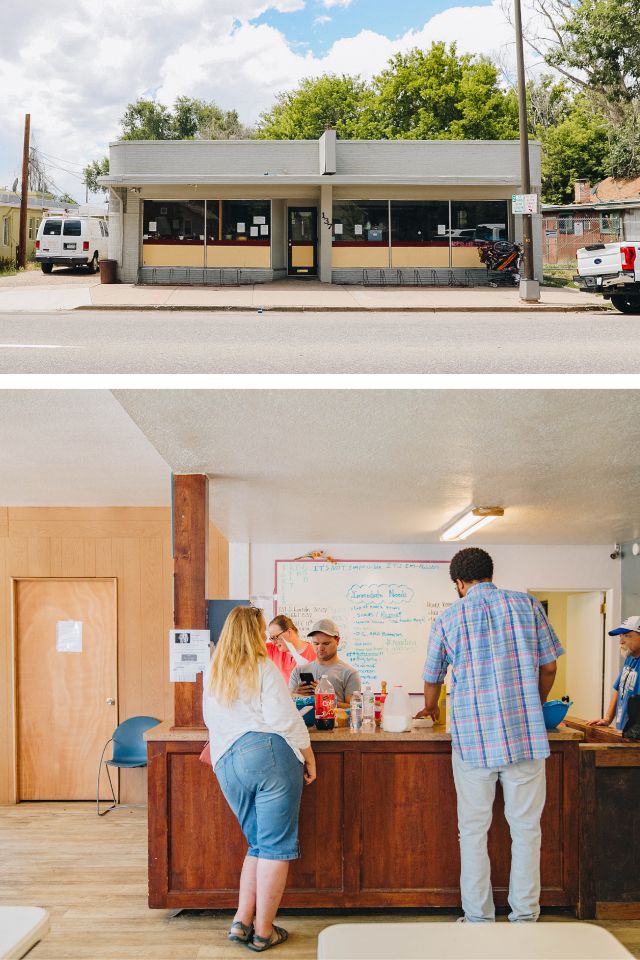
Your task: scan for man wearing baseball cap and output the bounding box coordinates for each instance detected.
[288,618,361,707]
[588,616,640,731]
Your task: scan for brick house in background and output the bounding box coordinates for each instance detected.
[542,177,640,265]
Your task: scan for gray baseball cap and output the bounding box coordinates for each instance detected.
[308,618,340,638]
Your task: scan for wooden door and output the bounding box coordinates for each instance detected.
[16,578,118,800]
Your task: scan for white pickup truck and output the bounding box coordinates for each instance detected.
[574,242,640,313]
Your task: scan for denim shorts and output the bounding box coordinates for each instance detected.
[214,732,304,861]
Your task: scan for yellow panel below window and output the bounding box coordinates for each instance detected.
[207,243,271,270]
[332,247,389,269]
[142,245,205,268]
[291,245,314,268]
[451,246,485,268]
[391,247,450,268]
[206,246,271,268]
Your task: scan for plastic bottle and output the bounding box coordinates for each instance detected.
[374,679,388,726]
[436,684,447,728]
[350,691,363,732]
[362,685,375,732]
[382,684,412,732]
[315,674,336,731]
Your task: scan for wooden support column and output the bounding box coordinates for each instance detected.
[172,473,208,728]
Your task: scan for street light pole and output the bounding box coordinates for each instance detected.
[513,0,540,301]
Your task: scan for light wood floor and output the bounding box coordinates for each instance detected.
[1,803,639,960]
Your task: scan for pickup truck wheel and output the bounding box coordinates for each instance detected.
[610,294,640,314]
[41,263,53,274]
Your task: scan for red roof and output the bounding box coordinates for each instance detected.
[593,176,640,202]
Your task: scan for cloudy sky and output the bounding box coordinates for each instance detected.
[0,0,539,201]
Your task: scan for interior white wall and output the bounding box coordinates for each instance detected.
[232,541,622,697]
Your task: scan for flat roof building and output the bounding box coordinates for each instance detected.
[101,131,542,285]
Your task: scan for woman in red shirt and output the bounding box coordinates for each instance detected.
[267,615,315,682]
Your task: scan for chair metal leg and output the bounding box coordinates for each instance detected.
[96,739,116,816]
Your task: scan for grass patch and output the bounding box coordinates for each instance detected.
[543,266,578,288]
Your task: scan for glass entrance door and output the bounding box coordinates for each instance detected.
[288,208,317,276]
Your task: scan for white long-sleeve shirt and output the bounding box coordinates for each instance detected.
[203,658,311,768]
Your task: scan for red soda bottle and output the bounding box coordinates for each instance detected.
[315,674,336,730]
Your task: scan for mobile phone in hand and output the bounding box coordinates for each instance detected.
[300,672,315,684]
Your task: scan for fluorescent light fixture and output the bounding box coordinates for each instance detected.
[440,507,505,542]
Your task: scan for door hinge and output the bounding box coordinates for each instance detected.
[601,601,607,615]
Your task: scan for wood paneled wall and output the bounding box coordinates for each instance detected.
[0,507,228,805]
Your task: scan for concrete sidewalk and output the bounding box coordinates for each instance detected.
[0,271,610,313]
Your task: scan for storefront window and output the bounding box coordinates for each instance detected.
[390,201,449,243]
[221,200,270,241]
[450,201,509,243]
[332,202,389,243]
[143,201,205,242]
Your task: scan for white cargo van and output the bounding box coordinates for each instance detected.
[35,214,109,273]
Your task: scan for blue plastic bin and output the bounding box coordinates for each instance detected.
[542,699,573,730]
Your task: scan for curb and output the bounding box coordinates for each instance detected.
[75,303,613,314]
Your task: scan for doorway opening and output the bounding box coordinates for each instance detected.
[529,589,610,719]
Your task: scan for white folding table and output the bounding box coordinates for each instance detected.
[0,907,50,960]
[317,920,633,960]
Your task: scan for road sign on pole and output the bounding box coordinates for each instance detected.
[511,193,538,215]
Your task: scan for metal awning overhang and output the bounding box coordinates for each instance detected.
[99,174,525,187]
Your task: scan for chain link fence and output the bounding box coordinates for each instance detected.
[543,213,622,267]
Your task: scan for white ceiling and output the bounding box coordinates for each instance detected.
[112,390,640,544]
[2,389,638,545]
[0,391,170,506]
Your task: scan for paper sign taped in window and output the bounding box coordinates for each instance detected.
[56,620,83,653]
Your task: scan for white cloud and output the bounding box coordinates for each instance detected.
[319,0,353,7]
[0,0,545,200]
[314,16,332,25]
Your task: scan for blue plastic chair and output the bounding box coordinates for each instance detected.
[96,715,160,816]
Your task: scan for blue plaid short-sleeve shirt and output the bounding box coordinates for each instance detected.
[423,582,564,768]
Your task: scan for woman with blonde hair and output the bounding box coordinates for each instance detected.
[203,605,316,952]
[267,614,315,682]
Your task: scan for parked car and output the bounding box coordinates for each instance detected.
[575,242,640,313]
[35,215,109,273]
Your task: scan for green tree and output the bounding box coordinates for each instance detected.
[256,74,370,140]
[83,157,110,195]
[358,43,519,140]
[119,96,253,141]
[527,0,640,124]
[526,75,572,133]
[173,96,253,139]
[120,98,174,139]
[539,100,609,203]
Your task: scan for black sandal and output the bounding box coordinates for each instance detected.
[228,920,254,943]
[247,924,288,952]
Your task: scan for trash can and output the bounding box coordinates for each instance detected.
[99,259,118,284]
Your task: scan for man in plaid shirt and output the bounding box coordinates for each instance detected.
[417,547,563,923]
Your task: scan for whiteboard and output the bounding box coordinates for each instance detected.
[275,560,452,692]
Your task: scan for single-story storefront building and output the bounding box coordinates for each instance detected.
[101,131,542,285]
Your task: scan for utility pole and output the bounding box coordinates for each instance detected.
[513,0,540,301]
[18,113,30,270]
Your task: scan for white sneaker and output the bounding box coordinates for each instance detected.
[456,916,466,923]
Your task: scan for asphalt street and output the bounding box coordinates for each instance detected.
[0,309,638,374]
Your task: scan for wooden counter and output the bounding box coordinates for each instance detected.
[146,722,581,910]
